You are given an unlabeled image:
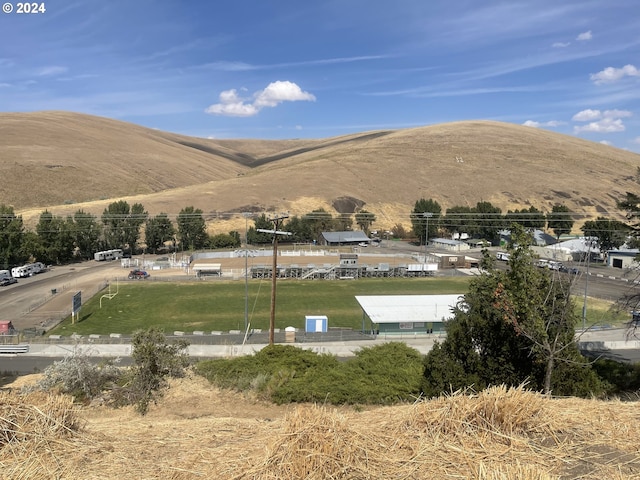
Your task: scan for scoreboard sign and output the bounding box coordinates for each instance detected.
[72,291,82,315]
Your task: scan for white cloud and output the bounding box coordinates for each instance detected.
[599,140,613,146]
[573,118,625,134]
[205,81,316,117]
[523,120,564,128]
[572,109,601,121]
[38,66,68,76]
[603,109,632,119]
[576,30,592,41]
[552,42,570,48]
[253,81,316,108]
[632,137,640,145]
[590,64,639,84]
[573,109,632,122]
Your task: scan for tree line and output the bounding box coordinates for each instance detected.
[0,201,238,268]
[3,191,637,268]
[0,203,378,268]
[409,198,632,251]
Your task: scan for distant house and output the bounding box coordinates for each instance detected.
[430,238,470,251]
[607,249,639,269]
[532,237,601,262]
[500,229,557,247]
[319,231,370,246]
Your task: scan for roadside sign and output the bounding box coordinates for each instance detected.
[72,291,81,314]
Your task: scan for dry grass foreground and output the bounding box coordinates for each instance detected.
[2,374,640,479]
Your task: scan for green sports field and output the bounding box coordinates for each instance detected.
[50,277,471,336]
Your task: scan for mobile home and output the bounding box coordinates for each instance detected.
[94,249,124,261]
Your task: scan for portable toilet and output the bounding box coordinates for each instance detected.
[305,315,328,333]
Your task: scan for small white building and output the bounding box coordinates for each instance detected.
[355,294,463,334]
[430,238,470,251]
[607,249,639,269]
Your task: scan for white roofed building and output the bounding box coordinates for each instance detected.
[355,294,462,335]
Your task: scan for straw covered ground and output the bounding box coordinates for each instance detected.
[1,373,640,479]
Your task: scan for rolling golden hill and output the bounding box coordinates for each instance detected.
[2,111,639,232]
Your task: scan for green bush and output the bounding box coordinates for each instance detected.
[114,328,190,415]
[592,359,640,396]
[195,342,425,406]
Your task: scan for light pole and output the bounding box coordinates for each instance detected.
[423,212,433,262]
[242,212,251,334]
[582,237,594,329]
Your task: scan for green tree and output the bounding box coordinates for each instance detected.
[247,213,275,244]
[208,232,241,249]
[72,210,102,260]
[441,205,474,237]
[303,209,336,239]
[581,217,628,252]
[36,210,75,264]
[474,201,504,242]
[283,215,314,243]
[145,213,176,254]
[422,225,601,397]
[177,206,208,251]
[547,204,574,239]
[411,198,442,245]
[101,200,148,251]
[354,210,376,234]
[617,192,640,248]
[506,206,546,230]
[0,205,26,269]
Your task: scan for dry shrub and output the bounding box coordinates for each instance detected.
[402,384,552,440]
[0,390,83,479]
[234,386,587,480]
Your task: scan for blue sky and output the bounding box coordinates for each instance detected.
[1,0,639,152]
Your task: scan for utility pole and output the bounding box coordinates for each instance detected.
[257,214,291,345]
[423,212,433,262]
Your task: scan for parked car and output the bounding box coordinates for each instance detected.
[128,270,150,280]
[0,277,17,286]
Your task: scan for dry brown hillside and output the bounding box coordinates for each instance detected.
[3,111,640,232]
[2,375,640,479]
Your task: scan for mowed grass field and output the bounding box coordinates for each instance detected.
[49,276,626,336]
[50,277,472,336]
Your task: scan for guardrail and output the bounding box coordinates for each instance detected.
[0,344,30,354]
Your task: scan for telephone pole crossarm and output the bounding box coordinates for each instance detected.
[259,215,291,345]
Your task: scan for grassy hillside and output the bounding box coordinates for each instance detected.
[3,111,640,232]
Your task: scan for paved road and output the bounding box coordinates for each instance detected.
[0,261,124,331]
